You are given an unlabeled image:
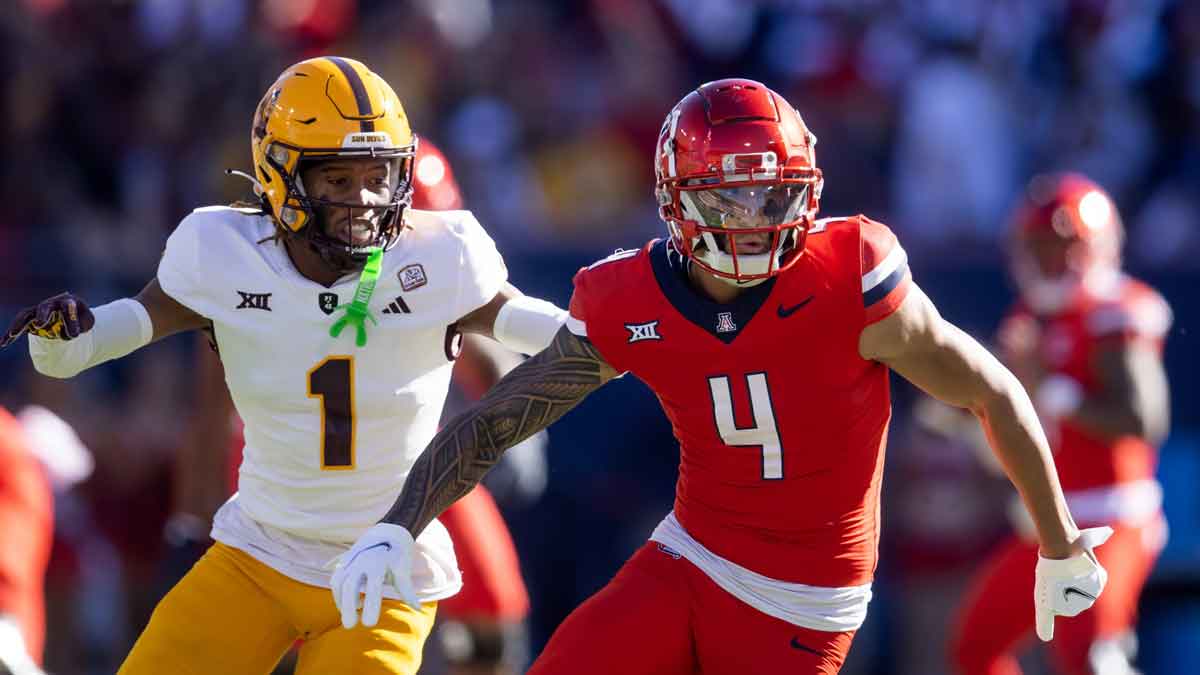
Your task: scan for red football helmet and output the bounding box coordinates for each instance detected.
[655,79,823,284]
[411,138,463,211]
[1009,173,1123,313]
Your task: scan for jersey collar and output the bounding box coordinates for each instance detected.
[649,239,778,344]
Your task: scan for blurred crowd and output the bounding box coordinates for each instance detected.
[0,1,1196,674]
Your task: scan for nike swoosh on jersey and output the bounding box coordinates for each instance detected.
[778,296,815,318]
[789,636,823,655]
[1063,586,1097,602]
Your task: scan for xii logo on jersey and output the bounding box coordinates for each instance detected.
[625,320,662,343]
[715,312,737,333]
[398,264,427,292]
[318,292,339,315]
[236,291,272,311]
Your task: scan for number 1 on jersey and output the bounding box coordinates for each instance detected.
[708,372,784,480]
[308,356,355,470]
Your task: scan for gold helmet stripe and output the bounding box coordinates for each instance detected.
[325,56,375,132]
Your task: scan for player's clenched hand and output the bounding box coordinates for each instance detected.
[1034,526,1112,641]
[1,292,95,348]
[330,523,420,628]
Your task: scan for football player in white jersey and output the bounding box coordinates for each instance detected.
[1,57,567,675]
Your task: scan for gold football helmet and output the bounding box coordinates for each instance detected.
[250,57,416,271]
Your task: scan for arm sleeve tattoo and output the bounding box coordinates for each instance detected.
[383,326,614,535]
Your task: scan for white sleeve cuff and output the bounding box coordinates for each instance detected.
[29,298,153,378]
[493,295,568,355]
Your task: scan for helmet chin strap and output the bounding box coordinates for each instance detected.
[695,231,782,286]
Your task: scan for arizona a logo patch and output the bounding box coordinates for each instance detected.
[318,292,339,315]
[716,312,737,333]
[398,264,427,291]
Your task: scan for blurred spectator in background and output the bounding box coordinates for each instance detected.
[0,407,54,675]
[0,1,1196,673]
[950,174,1172,675]
[880,397,1012,675]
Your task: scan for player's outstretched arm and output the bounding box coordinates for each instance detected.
[859,285,1077,555]
[331,326,615,628]
[134,278,211,342]
[859,284,1111,640]
[384,325,616,535]
[456,283,570,357]
[3,278,207,378]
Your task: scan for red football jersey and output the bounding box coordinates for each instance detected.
[1001,277,1171,492]
[0,407,52,663]
[567,216,911,587]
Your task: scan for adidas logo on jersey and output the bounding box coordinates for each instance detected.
[382,296,412,315]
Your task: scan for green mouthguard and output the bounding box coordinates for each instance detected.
[329,247,382,347]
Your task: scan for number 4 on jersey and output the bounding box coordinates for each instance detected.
[708,372,784,480]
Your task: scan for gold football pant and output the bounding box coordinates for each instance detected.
[118,541,437,675]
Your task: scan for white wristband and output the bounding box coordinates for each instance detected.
[493,295,568,355]
[29,298,153,378]
[1036,374,1084,420]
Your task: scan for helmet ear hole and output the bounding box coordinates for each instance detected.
[268,143,290,166]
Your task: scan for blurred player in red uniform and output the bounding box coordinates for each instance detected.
[0,407,53,675]
[163,139,531,675]
[950,173,1171,675]
[409,140,532,675]
[335,79,1112,674]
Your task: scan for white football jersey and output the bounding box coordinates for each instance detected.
[157,205,507,599]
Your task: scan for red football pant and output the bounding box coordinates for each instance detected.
[950,519,1164,675]
[529,542,856,675]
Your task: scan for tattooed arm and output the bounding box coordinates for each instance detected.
[382,326,619,536]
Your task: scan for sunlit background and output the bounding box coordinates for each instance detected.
[0,1,1196,673]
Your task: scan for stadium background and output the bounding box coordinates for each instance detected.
[0,0,1196,673]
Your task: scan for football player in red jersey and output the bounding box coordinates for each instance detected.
[334,79,1112,674]
[949,174,1171,675]
[0,407,53,675]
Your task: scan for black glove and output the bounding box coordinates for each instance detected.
[1,292,95,348]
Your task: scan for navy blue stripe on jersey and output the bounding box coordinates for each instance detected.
[863,260,908,307]
[325,57,376,133]
[649,239,778,344]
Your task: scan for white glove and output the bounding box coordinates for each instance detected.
[330,523,421,629]
[1034,526,1113,641]
[0,615,46,675]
